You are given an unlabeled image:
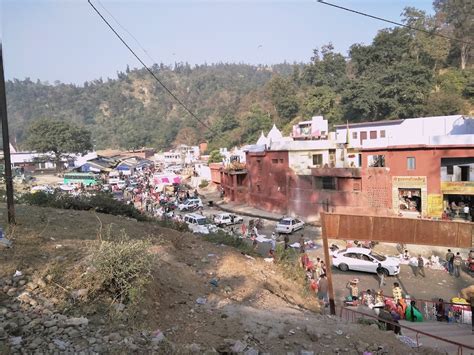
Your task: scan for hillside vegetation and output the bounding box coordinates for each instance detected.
[6,1,474,151]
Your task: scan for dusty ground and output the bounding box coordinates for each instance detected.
[0,204,440,354]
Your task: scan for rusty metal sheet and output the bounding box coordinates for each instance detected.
[321,213,473,248]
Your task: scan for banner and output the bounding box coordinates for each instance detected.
[427,194,443,218]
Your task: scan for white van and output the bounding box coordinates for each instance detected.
[184,213,216,234]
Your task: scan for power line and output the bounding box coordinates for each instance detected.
[316,0,473,46]
[96,0,157,66]
[87,0,216,135]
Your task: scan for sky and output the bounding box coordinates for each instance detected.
[1,0,434,85]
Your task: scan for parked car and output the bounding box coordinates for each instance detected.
[331,247,400,276]
[213,213,243,226]
[275,217,304,234]
[184,213,217,234]
[117,180,127,189]
[178,198,203,211]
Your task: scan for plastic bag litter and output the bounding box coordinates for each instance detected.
[13,270,22,277]
[397,335,420,348]
[9,336,22,346]
[196,297,207,305]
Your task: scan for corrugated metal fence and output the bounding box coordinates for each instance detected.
[321,213,473,248]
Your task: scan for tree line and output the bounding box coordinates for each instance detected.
[6,0,473,152]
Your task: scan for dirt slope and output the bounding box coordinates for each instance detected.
[0,205,436,354]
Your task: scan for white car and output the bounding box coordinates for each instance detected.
[184,213,217,234]
[213,213,243,226]
[178,198,203,211]
[332,247,400,276]
[275,217,304,234]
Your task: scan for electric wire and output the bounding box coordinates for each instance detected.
[88,0,216,134]
[96,0,157,66]
[316,0,473,46]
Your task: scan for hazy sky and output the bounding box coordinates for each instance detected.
[1,0,434,84]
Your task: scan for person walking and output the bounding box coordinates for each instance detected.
[317,274,329,306]
[417,255,425,277]
[376,263,386,288]
[299,234,305,254]
[269,233,277,259]
[446,249,454,275]
[453,252,463,278]
[284,234,289,250]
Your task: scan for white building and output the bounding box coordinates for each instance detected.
[335,115,474,149]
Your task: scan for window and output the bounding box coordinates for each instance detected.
[352,132,358,139]
[380,130,386,138]
[461,166,470,181]
[360,131,367,143]
[279,159,284,163]
[257,159,262,171]
[314,177,337,190]
[370,131,377,139]
[447,166,454,175]
[272,159,278,164]
[407,157,416,170]
[312,154,323,166]
[256,184,261,192]
[368,155,385,167]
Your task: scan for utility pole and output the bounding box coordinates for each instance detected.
[0,43,16,224]
[321,212,336,315]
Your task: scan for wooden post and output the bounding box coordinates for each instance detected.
[0,43,16,224]
[321,212,335,315]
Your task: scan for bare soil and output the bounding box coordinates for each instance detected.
[0,204,438,354]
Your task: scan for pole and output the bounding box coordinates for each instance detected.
[321,212,335,315]
[0,43,16,224]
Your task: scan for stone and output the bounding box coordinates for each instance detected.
[53,338,69,350]
[245,348,259,355]
[305,326,320,342]
[88,337,97,345]
[26,282,38,291]
[28,337,43,350]
[65,317,89,327]
[7,288,17,297]
[44,320,57,328]
[188,343,201,352]
[278,334,285,340]
[300,351,314,355]
[68,329,80,338]
[231,340,247,353]
[108,332,121,342]
[36,278,47,289]
[18,280,27,287]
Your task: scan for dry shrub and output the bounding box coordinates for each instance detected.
[88,227,154,304]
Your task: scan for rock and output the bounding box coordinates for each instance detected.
[18,280,26,287]
[7,288,17,297]
[9,336,22,346]
[88,337,97,345]
[28,337,43,350]
[113,303,126,312]
[231,340,247,353]
[44,320,57,328]
[245,347,259,355]
[53,338,69,350]
[278,334,285,340]
[0,307,7,315]
[36,278,47,289]
[65,317,89,327]
[67,328,81,338]
[71,289,88,300]
[369,324,379,330]
[26,282,38,291]
[300,351,314,355]
[188,343,201,352]
[108,332,121,342]
[305,326,320,341]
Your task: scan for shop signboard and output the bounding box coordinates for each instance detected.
[427,194,443,218]
[441,181,474,195]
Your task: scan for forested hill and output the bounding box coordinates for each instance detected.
[6,3,474,151]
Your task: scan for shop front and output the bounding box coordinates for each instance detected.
[441,181,474,221]
[392,176,428,217]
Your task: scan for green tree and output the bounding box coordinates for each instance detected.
[424,91,466,115]
[208,150,224,163]
[241,105,273,144]
[434,0,474,70]
[302,86,341,122]
[26,118,92,171]
[267,76,299,124]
